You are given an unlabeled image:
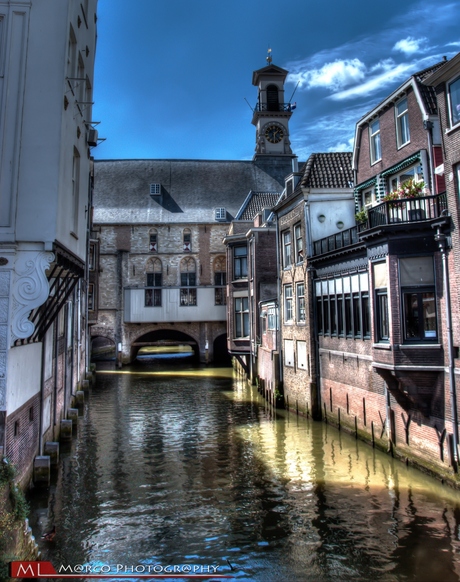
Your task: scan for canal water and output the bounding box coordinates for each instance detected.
[28,361,460,582]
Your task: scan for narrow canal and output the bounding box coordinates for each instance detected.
[28,361,460,581]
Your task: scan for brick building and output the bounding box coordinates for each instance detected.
[92,59,297,365]
[309,61,459,479]
[273,153,354,418]
[424,51,460,466]
[0,0,98,484]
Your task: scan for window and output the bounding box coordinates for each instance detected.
[214,256,226,305]
[235,297,249,337]
[145,258,162,307]
[215,207,226,221]
[180,257,196,306]
[89,243,96,270]
[315,273,369,339]
[149,229,158,252]
[400,256,437,342]
[294,224,303,263]
[373,262,389,342]
[183,228,191,252]
[448,76,460,127]
[296,283,305,323]
[370,119,381,164]
[150,183,161,196]
[234,246,247,279]
[395,98,410,147]
[284,285,293,323]
[283,231,292,268]
[268,306,277,330]
[362,188,376,209]
[389,164,423,193]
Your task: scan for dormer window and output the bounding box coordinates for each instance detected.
[215,207,226,221]
[150,183,161,196]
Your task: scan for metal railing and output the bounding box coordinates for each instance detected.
[313,226,359,256]
[367,192,447,228]
[312,192,447,257]
[254,103,293,112]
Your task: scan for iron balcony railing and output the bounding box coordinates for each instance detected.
[313,226,360,256]
[312,192,448,257]
[254,103,294,112]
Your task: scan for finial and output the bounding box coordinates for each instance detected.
[266,47,272,65]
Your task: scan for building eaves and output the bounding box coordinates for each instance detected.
[355,60,446,126]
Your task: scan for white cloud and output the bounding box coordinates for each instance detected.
[393,36,427,55]
[328,138,355,153]
[303,59,366,91]
[330,62,414,101]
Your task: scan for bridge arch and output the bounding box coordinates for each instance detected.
[130,328,200,362]
[91,336,116,361]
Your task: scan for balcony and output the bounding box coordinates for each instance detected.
[312,193,447,257]
[254,103,293,112]
[124,287,226,323]
[367,192,447,228]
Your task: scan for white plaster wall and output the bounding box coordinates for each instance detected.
[309,191,356,242]
[6,343,42,413]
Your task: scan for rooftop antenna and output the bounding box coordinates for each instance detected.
[266,47,272,65]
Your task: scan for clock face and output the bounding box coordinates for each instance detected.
[265,125,284,144]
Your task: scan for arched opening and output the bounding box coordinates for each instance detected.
[91,336,116,361]
[213,334,232,366]
[267,84,280,111]
[131,329,200,363]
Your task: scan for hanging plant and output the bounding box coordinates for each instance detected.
[383,179,425,206]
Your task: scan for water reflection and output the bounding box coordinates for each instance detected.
[28,361,460,582]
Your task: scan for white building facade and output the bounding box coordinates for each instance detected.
[0,0,98,484]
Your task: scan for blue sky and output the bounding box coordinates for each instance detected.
[92,0,460,162]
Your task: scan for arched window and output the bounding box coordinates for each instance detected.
[145,258,162,307]
[267,84,280,111]
[180,258,196,306]
[183,228,192,252]
[213,255,226,305]
[149,228,158,253]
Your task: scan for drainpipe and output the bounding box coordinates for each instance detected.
[274,212,283,390]
[435,227,458,468]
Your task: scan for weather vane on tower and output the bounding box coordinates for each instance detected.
[266,47,272,65]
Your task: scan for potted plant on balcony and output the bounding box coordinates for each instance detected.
[383,179,426,220]
[355,208,368,225]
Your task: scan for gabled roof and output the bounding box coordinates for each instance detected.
[423,51,460,87]
[301,152,353,189]
[235,191,281,220]
[252,64,289,86]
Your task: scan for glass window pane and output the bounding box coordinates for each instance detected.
[400,257,434,286]
[423,292,436,338]
[449,76,460,125]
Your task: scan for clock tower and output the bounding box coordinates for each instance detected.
[252,55,294,157]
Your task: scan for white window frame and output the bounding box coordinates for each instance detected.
[283,230,292,268]
[284,284,293,323]
[369,119,381,165]
[362,188,376,209]
[448,75,460,128]
[388,163,423,193]
[395,97,410,148]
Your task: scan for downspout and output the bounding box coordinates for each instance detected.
[435,227,459,468]
[274,212,283,391]
[424,120,436,195]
